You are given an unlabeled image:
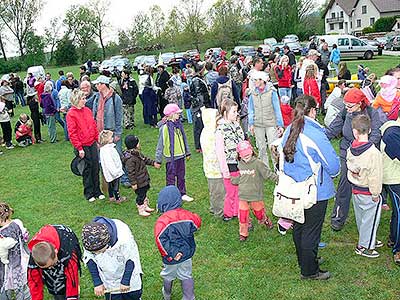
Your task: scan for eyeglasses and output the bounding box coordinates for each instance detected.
[345,103,358,109]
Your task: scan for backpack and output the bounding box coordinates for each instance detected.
[216,79,233,108]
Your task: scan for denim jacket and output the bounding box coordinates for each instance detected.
[92,92,123,136]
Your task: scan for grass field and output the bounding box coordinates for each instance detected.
[2,55,400,300]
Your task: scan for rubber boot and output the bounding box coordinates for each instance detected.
[181,278,195,300]
[144,198,155,212]
[162,279,173,300]
[137,204,151,217]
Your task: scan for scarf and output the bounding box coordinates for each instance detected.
[167,119,189,174]
[96,88,114,133]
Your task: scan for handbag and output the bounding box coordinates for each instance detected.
[272,134,321,224]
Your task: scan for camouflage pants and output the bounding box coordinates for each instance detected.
[122,104,135,129]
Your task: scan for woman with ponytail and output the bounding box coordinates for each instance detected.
[281,95,340,280]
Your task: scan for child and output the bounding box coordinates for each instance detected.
[82,216,143,300]
[372,75,400,120]
[182,82,192,124]
[200,107,225,218]
[0,203,30,300]
[28,224,82,300]
[215,100,245,221]
[40,82,57,143]
[99,130,126,203]
[164,80,181,105]
[231,141,277,241]
[154,185,201,300]
[280,95,293,127]
[0,101,14,149]
[15,114,35,147]
[303,64,321,108]
[361,73,377,102]
[347,115,383,258]
[122,135,160,217]
[357,64,367,81]
[155,104,193,202]
[324,79,347,127]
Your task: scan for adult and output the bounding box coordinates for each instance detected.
[338,62,351,81]
[119,70,139,129]
[67,89,104,201]
[56,70,66,92]
[248,57,266,91]
[320,43,330,67]
[283,45,296,67]
[190,63,211,152]
[229,56,243,99]
[281,95,340,280]
[26,73,36,96]
[0,80,15,117]
[179,54,190,71]
[210,66,240,109]
[205,62,218,88]
[155,65,170,117]
[324,79,347,127]
[27,92,43,143]
[65,72,79,90]
[141,66,159,128]
[80,80,98,111]
[329,44,341,76]
[326,88,381,231]
[45,72,56,88]
[27,224,82,300]
[309,48,329,111]
[248,71,283,168]
[14,76,25,106]
[59,81,72,141]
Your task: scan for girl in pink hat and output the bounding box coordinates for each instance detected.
[372,75,400,120]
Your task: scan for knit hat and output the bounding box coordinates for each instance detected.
[237,140,253,158]
[379,75,398,101]
[252,71,269,83]
[280,95,290,105]
[82,222,110,252]
[164,103,182,117]
[125,135,139,150]
[343,88,369,105]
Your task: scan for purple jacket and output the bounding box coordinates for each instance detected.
[40,93,57,115]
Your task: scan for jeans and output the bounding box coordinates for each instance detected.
[62,112,69,141]
[278,87,292,99]
[15,91,26,106]
[46,115,57,143]
[115,138,130,185]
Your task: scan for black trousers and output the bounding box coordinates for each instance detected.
[293,200,328,276]
[192,110,204,150]
[29,101,42,141]
[108,178,121,200]
[0,121,12,145]
[135,184,150,205]
[81,142,102,200]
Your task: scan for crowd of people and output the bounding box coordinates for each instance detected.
[1,40,400,299]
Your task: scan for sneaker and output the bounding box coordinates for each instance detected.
[355,246,379,258]
[18,141,27,148]
[382,204,390,211]
[88,197,96,202]
[109,197,116,202]
[223,216,233,222]
[301,270,331,280]
[6,144,14,149]
[394,252,400,265]
[317,257,325,265]
[264,216,274,229]
[137,204,151,217]
[388,238,395,248]
[98,194,106,200]
[239,235,247,242]
[375,240,383,248]
[277,224,287,235]
[116,196,128,204]
[0,151,3,155]
[331,223,343,231]
[182,195,194,202]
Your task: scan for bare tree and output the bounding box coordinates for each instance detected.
[0,19,7,61]
[149,5,165,41]
[44,17,63,62]
[88,0,110,60]
[0,0,41,57]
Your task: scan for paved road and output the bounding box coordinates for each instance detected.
[382,50,400,56]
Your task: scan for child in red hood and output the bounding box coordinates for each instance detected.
[28,225,82,300]
[280,95,293,127]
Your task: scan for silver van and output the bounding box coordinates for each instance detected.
[315,35,378,59]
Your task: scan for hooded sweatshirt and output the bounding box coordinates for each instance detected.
[154,186,201,265]
[380,120,400,185]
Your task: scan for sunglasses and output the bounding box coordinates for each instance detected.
[344,103,359,109]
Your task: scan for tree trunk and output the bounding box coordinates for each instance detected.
[0,34,7,61]
[18,38,24,57]
[99,33,106,60]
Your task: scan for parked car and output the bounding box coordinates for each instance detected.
[374,36,389,48]
[282,34,299,43]
[386,35,400,51]
[205,47,223,58]
[133,55,145,71]
[314,35,378,59]
[258,44,272,56]
[112,57,131,73]
[99,59,113,73]
[169,52,185,67]
[186,49,200,59]
[139,55,157,71]
[84,61,99,73]
[161,52,175,66]
[233,46,256,57]
[263,38,278,47]
[361,39,384,55]
[285,41,302,54]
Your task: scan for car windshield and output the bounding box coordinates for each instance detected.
[101,60,112,66]
[143,57,155,64]
[161,53,174,58]
[134,56,144,63]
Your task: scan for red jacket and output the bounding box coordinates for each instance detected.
[66,106,99,151]
[275,65,292,88]
[34,82,44,103]
[303,78,321,107]
[280,103,293,127]
[28,225,80,300]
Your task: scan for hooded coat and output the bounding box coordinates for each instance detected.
[154,186,201,265]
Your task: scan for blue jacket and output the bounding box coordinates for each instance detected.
[92,92,123,136]
[210,76,240,108]
[51,89,60,110]
[281,117,340,201]
[329,48,341,65]
[154,186,201,265]
[56,76,66,92]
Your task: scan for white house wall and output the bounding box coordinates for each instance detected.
[352,0,380,33]
[325,2,352,34]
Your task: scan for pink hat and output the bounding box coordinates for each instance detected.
[379,75,398,101]
[163,103,182,117]
[237,140,253,158]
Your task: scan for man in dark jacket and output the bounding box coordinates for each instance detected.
[283,45,296,67]
[119,70,139,129]
[210,65,240,109]
[155,65,170,118]
[154,185,201,300]
[309,50,329,112]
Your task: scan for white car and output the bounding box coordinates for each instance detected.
[258,44,272,56]
[282,34,299,43]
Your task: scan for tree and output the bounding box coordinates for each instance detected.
[88,0,110,60]
[54,37,78,66]
[250,0,314,40]
[149,5,165,42]
[129,11,153,47]
[118,30,131,49]
[0,0,41,57]
[44,17,63,63]
[0,19,7,61]
[176,0,206,49]
[63,5,96,61]
[373,16,398,32]
[209,0,246,48]
[24,30,45,65]
[162,7,183,48]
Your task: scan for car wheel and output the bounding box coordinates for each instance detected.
[364,51,373,60]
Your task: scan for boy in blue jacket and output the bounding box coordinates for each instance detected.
[154,186,201,300]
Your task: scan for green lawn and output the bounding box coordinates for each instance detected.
[2,55,400,300]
